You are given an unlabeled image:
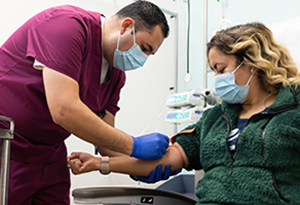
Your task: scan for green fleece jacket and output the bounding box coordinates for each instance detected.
[173,86,300,204]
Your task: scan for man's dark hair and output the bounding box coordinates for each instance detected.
[116,0,169,38]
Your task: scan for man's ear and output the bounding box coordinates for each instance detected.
[120,18,135,35]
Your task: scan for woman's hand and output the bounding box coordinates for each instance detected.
[68,152,101,175]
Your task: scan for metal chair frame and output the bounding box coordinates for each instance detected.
[0,116,14,205]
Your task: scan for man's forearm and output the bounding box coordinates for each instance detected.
[58,100,134,155]
[43,66,134,155]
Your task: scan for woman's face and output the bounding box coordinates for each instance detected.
[208,46,251,87]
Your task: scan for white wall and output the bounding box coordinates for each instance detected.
[0,0,186,204]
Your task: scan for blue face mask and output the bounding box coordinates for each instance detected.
[214,61,253,104]
[113,26,148,71]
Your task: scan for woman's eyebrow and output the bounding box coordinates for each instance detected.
[214,62,225,69]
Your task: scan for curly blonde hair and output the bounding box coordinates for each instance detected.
[207,22,300,94]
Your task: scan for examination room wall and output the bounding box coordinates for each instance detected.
[0,0,186,203]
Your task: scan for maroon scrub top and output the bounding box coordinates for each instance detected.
[0,5,126,164]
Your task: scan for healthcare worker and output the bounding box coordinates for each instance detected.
[0,1,170,204]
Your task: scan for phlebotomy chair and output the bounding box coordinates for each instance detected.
[72,186,197,205]
[0,115,14,205]
[72,174,198,205]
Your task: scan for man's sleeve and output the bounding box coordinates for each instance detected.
[26,13,87,82]
[105,69,126,116]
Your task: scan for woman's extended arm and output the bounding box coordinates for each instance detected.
[68,142,188,177]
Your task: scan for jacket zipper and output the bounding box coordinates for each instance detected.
[272,173,290,203]
[223,113,234,175]
[228,152,234,175]
[260,118,272,157]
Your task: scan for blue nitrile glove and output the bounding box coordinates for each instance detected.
[130,165,182,184]
[131,133,169,160]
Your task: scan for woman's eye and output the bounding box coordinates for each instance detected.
[218,68,225,74]
[141,45,147,52]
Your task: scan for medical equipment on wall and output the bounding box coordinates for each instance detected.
[165,89,221,124]
[166,89,205,108]
[166,107,203,124]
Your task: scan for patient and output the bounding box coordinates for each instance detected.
[68,22,300,204]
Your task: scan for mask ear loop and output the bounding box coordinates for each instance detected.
[132,25,136,44]
[116,31,121,50]
[232,61,244,74]
[117,23,135,50]
[246,69,254,86]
